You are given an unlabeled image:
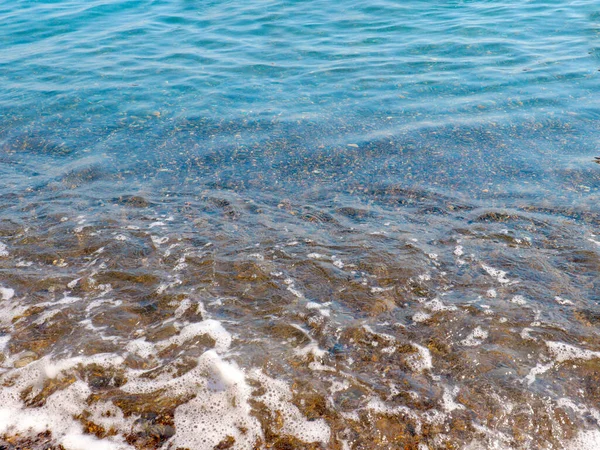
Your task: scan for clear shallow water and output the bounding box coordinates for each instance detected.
[1,0,600,449]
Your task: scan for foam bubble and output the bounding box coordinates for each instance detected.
[36,294,81,308]
[252,370,331,444]
[520,328,535,341]
[305,302,331,317]
[565,429,600,450]
[170,351,330,449]
[481,264,510,284]
[332,256,344,268]
[547,341,600,363]
[15,260,33,267]
[0,356,132,449]
[461,327,488,347]
[151,235,169,246]
[406,343,432,372]
[371,286,392,293]
[588,238,600,247]
[148,221,166,228]
[511,295,527,306]
[0,286,14,300]
[413,311,431,323]
[524,341,600,386]
[0,289,27,327]
[555,296,574,306]
[362,325,396,344]
[126,338,156,359]
[160,319,232,353]
[424,297,457,312]
[287,286,304,298]
[525,362,554,385]
[295,341,327,359]
[0,335,10,352]
[442,385,464,412]
[173,298,191,318]
[67,278,81,289]
[84,298,122,313]
[62,432,132,450]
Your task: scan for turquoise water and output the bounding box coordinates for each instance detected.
[1,1,600,449]
[2,0,599,205]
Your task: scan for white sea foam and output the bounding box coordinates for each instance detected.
[284,278,304,298]
[168,351,261,450]
[252,370,331,444]
[0,355,132,449]
[520,328,535,341]
[525,362,554,385]
[511,295,527,306]
[413,311,431,323]
[0,287,27,327]
[481,264,510,284]
[424,297,457,312]
[565,429,600,450]
[1,286,14,300]
[363,325,396,344]
[126,347,331,449]
[525,341,600,385]
[0,335,10,352]
[125,338,156,359]
[332,255,344,268]
[295,341,327,359]
[306,301,330,317]
[67,278,81,289]
[37,294,81,308]
[547,341,600,363]
[248,252,264,261]
[84,298,121,313]
[555,296,574,306]
[442,385,464,412]
[370,286,392,293]
[406,343,433,372]
[151,235,169,246]
[461,327,488,347]
[173,298,191,318]
[148,221,166,228]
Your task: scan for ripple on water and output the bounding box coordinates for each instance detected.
[1,0,600,448]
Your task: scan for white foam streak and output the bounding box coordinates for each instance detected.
[481,264,510,284]
[406,344,433,372]
[547,341,600,363]
[0,241,8,257]
[0,357,132,450]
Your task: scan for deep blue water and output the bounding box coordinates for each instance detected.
[1,1,600,449]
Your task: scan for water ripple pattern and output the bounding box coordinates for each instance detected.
[1,0,600,449]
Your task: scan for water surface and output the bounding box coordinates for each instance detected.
[1,0,600,448]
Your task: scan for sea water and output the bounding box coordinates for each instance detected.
[1,0,600,448]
